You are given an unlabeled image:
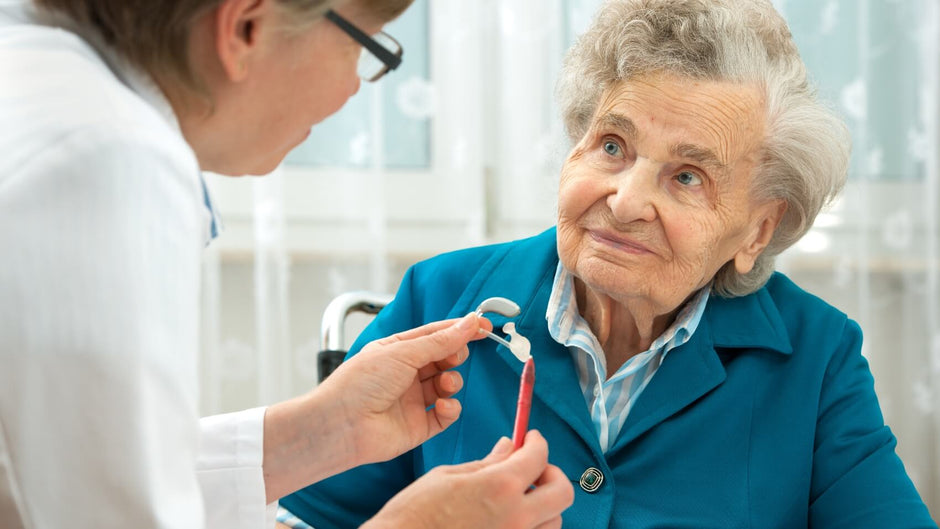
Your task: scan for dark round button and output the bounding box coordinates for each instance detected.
[579,467,604,493]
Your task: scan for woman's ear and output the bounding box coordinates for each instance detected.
[214,0,271,81]
[733,199,787,274]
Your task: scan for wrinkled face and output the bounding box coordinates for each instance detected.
[556,73,772,314]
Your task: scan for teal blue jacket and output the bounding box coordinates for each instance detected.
[282,228,936,528]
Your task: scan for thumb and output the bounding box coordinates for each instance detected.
[481,436,514,464]
[445,436,514,475]
[405,313,482,366]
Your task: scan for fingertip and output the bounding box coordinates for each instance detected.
[491,436,513,455]
[455,312,479,331]
[525,429,546,445]
[518,430,549,461]
[482,436,513,463]
[448,371,464,393]
[435,397,462,422]
[470,316,494,342]
[449,346,469,366]
[436,370,462,395]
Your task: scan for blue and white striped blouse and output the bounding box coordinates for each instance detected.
[545,263,710,452]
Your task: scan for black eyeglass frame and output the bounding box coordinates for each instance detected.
[325,10,403,81]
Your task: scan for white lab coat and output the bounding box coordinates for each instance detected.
[0,1,275,526]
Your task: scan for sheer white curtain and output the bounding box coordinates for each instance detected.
[198,0,939,518]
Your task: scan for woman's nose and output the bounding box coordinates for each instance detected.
[606,161,658,223]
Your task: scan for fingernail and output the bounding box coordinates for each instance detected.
[491,436,512,455]
[455,312,476,331]
[436,398,454,413]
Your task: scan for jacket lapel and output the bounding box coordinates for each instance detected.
[608,282,793,453]
[608,327,725,451]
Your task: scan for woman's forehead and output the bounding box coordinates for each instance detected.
[591,75,766,167]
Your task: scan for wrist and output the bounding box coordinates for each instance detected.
[362,509,430,529]
[261,389,357,502]
[360,518,386,529]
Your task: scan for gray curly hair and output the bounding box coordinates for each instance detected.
[557,0,851,297]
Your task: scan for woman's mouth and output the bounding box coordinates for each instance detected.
[588,229,653,255]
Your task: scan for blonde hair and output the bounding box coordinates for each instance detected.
[34,0,411,92]
[557,0,851,297]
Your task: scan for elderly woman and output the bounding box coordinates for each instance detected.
[0,0,574,527]
[281,0,937,527]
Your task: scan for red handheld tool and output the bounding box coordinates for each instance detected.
[511,357,536,449]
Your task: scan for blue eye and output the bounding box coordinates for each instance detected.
[676,171,702,186]
[603,140,621,156]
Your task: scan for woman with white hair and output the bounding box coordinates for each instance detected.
[280,0,937,527]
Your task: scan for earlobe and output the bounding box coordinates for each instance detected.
[214,0,269,81]
[733,199,787,274]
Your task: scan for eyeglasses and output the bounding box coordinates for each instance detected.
[325,10,403,82]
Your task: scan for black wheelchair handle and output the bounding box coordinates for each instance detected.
[317,349,348,383]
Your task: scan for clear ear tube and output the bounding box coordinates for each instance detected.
[480,329,514,349]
